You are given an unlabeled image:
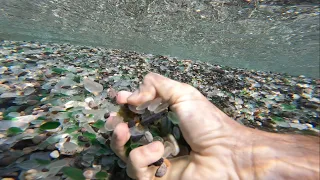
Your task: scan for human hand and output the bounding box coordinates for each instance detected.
[110,72,256,180]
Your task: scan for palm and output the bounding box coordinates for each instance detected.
[163,85,251,179]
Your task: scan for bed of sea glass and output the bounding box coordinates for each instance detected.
[0,40,319,180]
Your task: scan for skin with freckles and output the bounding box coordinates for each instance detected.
[110,72,320,180]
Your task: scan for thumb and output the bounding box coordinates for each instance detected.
[127,141,164,180]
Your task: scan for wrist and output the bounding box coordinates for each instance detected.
[250,130,320,179]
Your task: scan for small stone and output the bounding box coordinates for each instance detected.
[83,169,95,179]
[42,168,49,172]
[235,98,244,105]
[26,169,37,174]
[0,133,5,138]
[101,156,116,167]
[117,159,126,168]
[107,87,117,99]
[46,144,56,150]
[255,121,262,126]
[153,136,164,143]
[105,115,124,131]
[276,121,290,128]
[155,162,167,177]
[0,156,19,167]
[104,112,110,119]
[289,123,308,130]
[306,123,313,129]
[310,97,320,104]
[151,158,164,166]
[144,131,153,143]
[128,120,136,128]
[32,134,47,144]
[252,83,261,88]
[292,119,300,124]
[88,101,98,109]
[59,142,78,155]
[23,146,37,154]
[78,136,89,142]
[292,94,300,100]
[24,169,38,180]
[50,150,60,159]
[24,87,35,96]
[172,126,181,139]
[131,134,144,142]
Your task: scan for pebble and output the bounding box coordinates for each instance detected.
[50,150,60,158]
[292,119,300,124]
[306,123,313,129]
[144,131,153,143]
[83,169,95,179]
[151,158,164,166]
[0,133,5,138]
[24,169,38,180]
[255,121,262,126]
[117,159,127,168]
[78,136,89,142]
[22,146,37,154]
[172,126,181,139]
[289,123,308,130]
[252,83,261,88]
[46,144,56,150]
[0,156,19,167]
[32,134,47,144]
[292,94,300,100]
[155,162,167,177]
[310,97,320,104]
[276,121,291,128]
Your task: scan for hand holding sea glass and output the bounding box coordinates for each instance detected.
[111,73,257,180]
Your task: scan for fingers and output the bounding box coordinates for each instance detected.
[127,82,157,105]
[127,72,199,106]
[110,123,130,162]
[116,91,132,104]
[127,141,164,179]
[117,72,204,106]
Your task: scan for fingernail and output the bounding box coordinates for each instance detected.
[147,142,159,152]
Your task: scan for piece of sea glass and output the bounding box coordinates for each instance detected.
[105,115,124,131]
[128,105,145,114]
[153,102,169,114]
[153,136,164,143]
[172,126,180,140]
[129,125,146,136]
[83,78,103,95]
[167,111,179,124]
[163,141,174,158]
[148,98,162,112]
[136,100,152,110]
